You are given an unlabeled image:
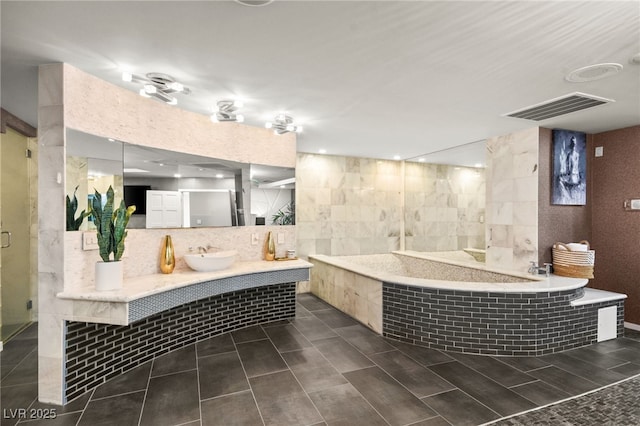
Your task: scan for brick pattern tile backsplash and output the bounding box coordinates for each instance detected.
[383,283,624,356]
[64,282,296,402]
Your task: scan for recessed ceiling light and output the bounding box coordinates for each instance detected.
[234,0,274,6]
[565,63,623,83]
[318,149,327,154]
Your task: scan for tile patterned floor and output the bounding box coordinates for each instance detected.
[2,294,640,426]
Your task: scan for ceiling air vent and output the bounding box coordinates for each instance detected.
[504,92,614,121]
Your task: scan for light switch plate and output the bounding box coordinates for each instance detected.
[82,232,99,250]
[251,233,259,245]
[595,146,603,157]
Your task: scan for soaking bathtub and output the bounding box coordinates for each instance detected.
[308,251,626,356]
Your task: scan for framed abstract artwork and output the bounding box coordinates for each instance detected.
[552,129,587,205]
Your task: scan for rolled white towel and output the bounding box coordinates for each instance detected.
[566,242,588,252]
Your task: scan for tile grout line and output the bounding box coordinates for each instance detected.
[231,327,267,426]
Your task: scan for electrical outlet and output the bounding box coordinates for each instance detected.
[595,146,603,157]
[82,231,99,250]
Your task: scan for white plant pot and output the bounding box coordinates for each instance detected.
[95,261,123,291]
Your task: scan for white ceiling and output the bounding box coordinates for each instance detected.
[2,1,639,163]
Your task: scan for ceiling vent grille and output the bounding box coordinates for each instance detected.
[504,92,614,121]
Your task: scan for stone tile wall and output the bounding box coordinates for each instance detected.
[485,127,539,272]
[405,162,485,252]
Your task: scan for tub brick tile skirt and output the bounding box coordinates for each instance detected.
[64,282,296,403]
[383,283,624,356]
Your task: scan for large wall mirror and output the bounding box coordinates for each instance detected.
[404,140,487,262]
[66,128,295,230]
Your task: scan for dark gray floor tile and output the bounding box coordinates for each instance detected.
[527,365,600,396]
[387,340,453,366]
[410,416,453,426]
[250,371,323,426]
[282,347,348,393]
[611,361,640,376]
[334,325,395,355]
[297,294,333,311]
[196,333,235,357]
[344,366,437,426]
[313,337,374,373]
[448,352,535,388]
[313,309,359,329]
[264,324,313,352]
[429,361,536,416]
[11,412,82,426]
[587,338,640,354]
[1,349,37,386]
[92,363,151,399]
[200,390,262,426]
[231,325,267,343]
[78,391,144,426]
[1,364,17,380]
[11,323,38,340]
[509,380,571,406]
[236,338,287,377]
[624,328,640,340]
[139,370,200,426]
[198,351,249,399]
[29,391,91,415]
[290,316,338,341]
[151,345,196,377]
[562,346,630,369]
[308,383,388,426]
[541,352,627,386]
[422,389,500,426]
[494,356,551,372]
[370,350,455,398]
[602,347,640,364]
[296,303,314,318]
[0,382,38,426]
[0,339,37,368]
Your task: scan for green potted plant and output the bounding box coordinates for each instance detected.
[271,201,295,225]
[66,185,90,231]
[92,185,136,291]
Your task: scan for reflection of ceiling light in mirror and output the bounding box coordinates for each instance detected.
[393,155,401,160]
[108,138,115,142]
[123,168,150,173]
[174,174,181,178]
[216,174,224,178]
[318,149,327,154]
[474,163,483,168]
[418,158,426,162]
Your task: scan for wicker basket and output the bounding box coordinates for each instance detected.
[552,240,595,279]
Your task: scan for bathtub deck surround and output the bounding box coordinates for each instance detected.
[310,251,626,356]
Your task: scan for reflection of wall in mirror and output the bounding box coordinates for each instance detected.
[251,188,293,225]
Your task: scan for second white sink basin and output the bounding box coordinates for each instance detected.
[184,250,238,272]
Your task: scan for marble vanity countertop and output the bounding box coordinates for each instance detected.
[57,259,313,303]
[309,253,588,293]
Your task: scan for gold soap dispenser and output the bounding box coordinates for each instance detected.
[264,231,276,261]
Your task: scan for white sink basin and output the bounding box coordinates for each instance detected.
[184,250,238,272]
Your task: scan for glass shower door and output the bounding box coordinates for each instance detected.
[1,127,32,341]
